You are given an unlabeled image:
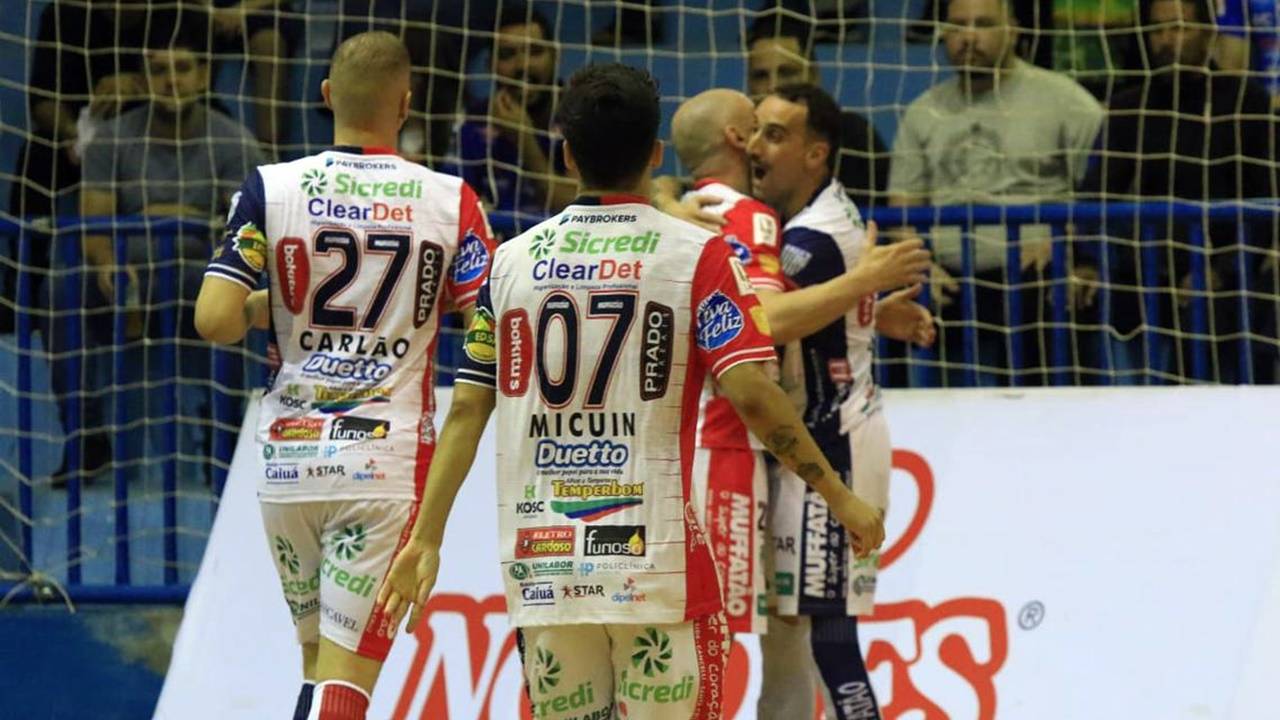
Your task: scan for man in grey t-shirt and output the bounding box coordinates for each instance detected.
[887,0,1102,385]
[69,14,265,484]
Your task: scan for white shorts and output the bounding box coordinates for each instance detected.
[770,410,890,617]
[518,613,729,720]
[691,446,769,634]
[259,497,415,660]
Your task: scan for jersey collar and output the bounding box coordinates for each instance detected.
[691,177,723,190]
[569,193,650,207]
[328,145,399,156]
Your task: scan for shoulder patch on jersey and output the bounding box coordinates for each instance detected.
[453,230,490,284]
[233,223,268,272]
[696,291,745,351]
[759,254,781,275]
[780,244,813,277]
[753,212,778,248]
[728,257,756,297]
[724,235,752,263]
[464,305,497,363]
[750,305,771,336]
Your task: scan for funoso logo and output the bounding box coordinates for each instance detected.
[384,451,1009,720]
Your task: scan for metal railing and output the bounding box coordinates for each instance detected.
[1,200,1275,603]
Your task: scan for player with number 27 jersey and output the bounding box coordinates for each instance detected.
[207,146,495,502]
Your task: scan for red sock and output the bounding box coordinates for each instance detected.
[312,680,370,720]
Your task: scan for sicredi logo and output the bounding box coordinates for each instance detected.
[452,230,489,284]
[696,291,745,351]
[534,439,629,469]
[332,172,423,199]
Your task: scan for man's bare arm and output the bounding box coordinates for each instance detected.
[716,361,884,555]
[194,276,257,344]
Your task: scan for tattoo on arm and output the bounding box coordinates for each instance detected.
[765,427,799,457]
[795,462,824,484]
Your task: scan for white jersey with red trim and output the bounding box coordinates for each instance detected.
[681,179,784,452]
[205,146,495,502]
[456,195,777,627]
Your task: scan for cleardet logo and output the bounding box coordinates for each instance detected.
[386,451,1008,720]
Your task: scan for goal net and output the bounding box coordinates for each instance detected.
[0,0,1277,597]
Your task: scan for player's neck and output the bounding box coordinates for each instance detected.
[693,155,751,196]
[332,126,399,152]
[578,175,652,202]
[783,174,828,221]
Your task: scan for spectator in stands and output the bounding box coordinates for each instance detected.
[746,12,888,212]
[209,0,299,150]
[1214,0,1280,107]
[449,3,576,230]
[73,11,266,481]
[1081,0,1280,383]
[887,0,1102,386]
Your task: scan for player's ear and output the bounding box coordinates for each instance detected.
[321,79,334,112]
[808,139,830,171]
[398,89,412,128]
[562,140,579,177]
[648,139,664,170]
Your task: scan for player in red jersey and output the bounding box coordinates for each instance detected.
[376,64,886,720]
[669,89,930,638]
[195,32,495,720]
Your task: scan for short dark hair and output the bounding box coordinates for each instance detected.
[746,11,816,61]
[496,2,553,39]
[554,63,661,189]
[144,7,211,57]
[1139,0,1216,27]
[771,83,842,175]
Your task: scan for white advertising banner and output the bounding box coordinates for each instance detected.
[156,387,1280,719]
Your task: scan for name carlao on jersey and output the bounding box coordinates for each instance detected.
[204,146,496,502]
[455,193,778,627]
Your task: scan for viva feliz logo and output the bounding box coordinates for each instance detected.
[388,451,1009,719]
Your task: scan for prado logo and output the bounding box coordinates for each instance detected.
[529,228,557,259]
[330,524,366,561]
[453,230,490,284]
[413,240,445,328]
[276,237,309,314]
[300,169,328,197]
[696,291,744,351]
[583,526,646,557]
[640,302,673,401]
[275,535,300,575]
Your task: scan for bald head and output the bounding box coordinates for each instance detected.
[671,89,755,175]
[325,31,411,129]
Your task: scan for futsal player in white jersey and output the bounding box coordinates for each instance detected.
[375,64,886,720]
[747,84,935,720]
[193,32,495,720]
[669,89,931,637]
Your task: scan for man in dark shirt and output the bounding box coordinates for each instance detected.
[745,13,889,212]
[1081,0,1280,383]
[447,2,575,232]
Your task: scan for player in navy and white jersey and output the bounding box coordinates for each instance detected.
[376,64,885,720]
[669,89,931,638]
[194,33,495,720]
[747,85,936,720]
